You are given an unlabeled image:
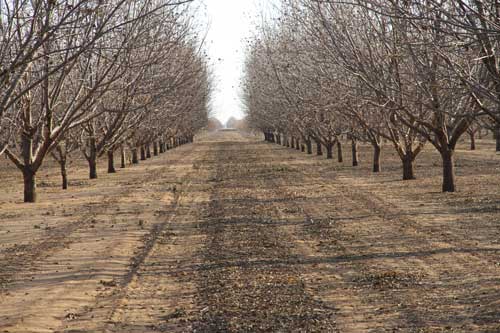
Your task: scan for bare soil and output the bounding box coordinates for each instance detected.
[0,131,499,332]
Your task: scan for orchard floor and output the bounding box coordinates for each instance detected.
[1,130,500,332]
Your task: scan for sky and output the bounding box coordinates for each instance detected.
[200,0,263,125]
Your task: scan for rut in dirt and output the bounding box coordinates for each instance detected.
[193,140,338,332]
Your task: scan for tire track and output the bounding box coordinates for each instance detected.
[55,142,213,333]
[193,138,338,332]
[261,139,500,332]
[0,144,197,332]
[0,145,195,296]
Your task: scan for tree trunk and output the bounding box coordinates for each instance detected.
[296,138,300,150]
[121,146,126,168]
[132,148,139,164]
[140,146,146,160]
[326,143,333,159]
[276,134,281,145]
[402,155,415,180]
[306,139,312,154]
[153,142,159,156]
[301,144,305,152]
[351,138,359,167]
[286,137,290,147]
[337,141,343,163]
[159,142,165,154]
[146,144,151,159]
[470,132,476,151]
[88,157,97,179]
[316,141,323,156]
[495,125,500,152]
[373,144,381,173]
[291,137,295,149]
[20,132,37,202]
[23,169,37,203]
[60,158,68,190]
[107,150,116,174]
[88,137,98,179]
[441,149,456,192]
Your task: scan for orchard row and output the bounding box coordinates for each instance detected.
[243,0,500,192]
[0,0,211,202]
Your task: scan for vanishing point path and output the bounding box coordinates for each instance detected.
[1,131,499,332]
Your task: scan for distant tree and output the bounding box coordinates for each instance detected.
[207,118,223,131]
[226,117,240,129]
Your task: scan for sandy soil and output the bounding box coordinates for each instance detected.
[0,130,499,332]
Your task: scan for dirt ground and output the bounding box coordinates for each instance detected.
[0,130,499,332]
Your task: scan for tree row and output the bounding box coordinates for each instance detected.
[0,0,211,203]
[243,0,500,192]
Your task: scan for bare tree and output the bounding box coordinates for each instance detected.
[1,0,211,202]
[245,0,481,192]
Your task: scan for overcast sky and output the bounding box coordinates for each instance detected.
[200,0,262,125]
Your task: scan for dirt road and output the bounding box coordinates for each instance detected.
[1,130,499,332]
